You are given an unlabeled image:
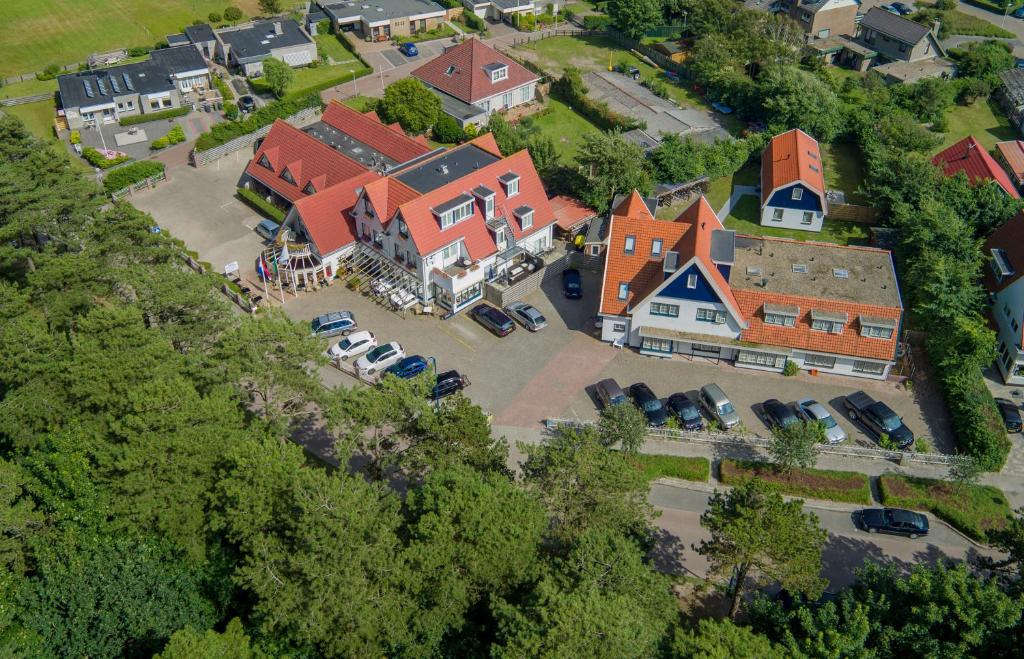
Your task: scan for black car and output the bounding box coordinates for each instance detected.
[995,398,1023,433]
[629,383,669,427]
[431,370,469,400]
[469,304,515,337]
[858,508,929,539]
[238,95,256,113]
[763,399,800,430]
[666,393,703,430]
[562,268,582,299]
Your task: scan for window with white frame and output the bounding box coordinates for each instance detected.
[687,273,698,289]
[517,209,533,229]
[791,188,803,201]
[490,65,509,82]
[650,302,679,317]
[617,282,629,300]
[737,351,786,368]
[502,176,519,197]
[612,322,627,332]
[764,312,796,327]
[804,353,836,369]
[696,308,726,324]
[802,212,813,225]
[651,239,662,256]
[440,201,474,229]
[852,360,886,375]
[642,337,673,353]
[861,324,894,340]
[624,235,636,254]
[811,318,844,333]
[441,242,459,262]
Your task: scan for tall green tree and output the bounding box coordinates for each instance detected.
[576,131,652,213]
[758,65,845,141]
[696,479,827,618]
[607,0,663,39]
[769,421,824,473]
[261,57,293,98]
[380,78,442,134]
[157,618,264,659]
[670,618,785,658]
[258,0,282,14]
[598,400,648,452]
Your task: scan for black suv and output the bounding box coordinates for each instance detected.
[666,393,703,430]
[858,508,929,539]
[431,370,469,400]
[629,383,669,427]
[470,304,515,337]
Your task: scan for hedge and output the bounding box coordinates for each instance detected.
[626,454,710,482]
[878,474,1012,542]
[237,187,285,222]
[82,147,131,169]
[551,66,643,131]
[719,459,873,505]
[103,160,165,194]
[583,15,612,30]
[150,125,186,150]
[120,106,189,126]
[194,92,322,152]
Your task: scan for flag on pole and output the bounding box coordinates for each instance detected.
[256,255,270,282]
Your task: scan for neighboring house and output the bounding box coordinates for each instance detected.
[319,0,447,40]
[217,19,316,76]
[184,23,218,60]
[983,211,1024,384]
[57,46,209,129]
[598,192,903,380]
[549,194,598,238]
[760,129,828,232]
[462,0,555,22]
[305,9,329,35]
[856,8,942,62]
[787,0,858,42]
[999,68,1024,136]
[996,140,1024,191]
[411,38,539,128]
[933,136,1021,199]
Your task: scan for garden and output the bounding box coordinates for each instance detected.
[878,474,1013,542]
[626,454,710,482]
[719,459,873,505]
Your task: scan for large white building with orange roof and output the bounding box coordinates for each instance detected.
[760,128,829,232]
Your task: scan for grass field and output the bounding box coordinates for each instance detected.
[938,98,1018,152]
[3,100,57,141]
[252,61,372,97]
[626,454,710,482]
[342,95,380,113]
[720,459,873,505]
[315,33,360,65]
[0,0,306,77]
[878,474,1012,542]
[523,98,603,162]
[0,77,58,100]
[822,142,867,205]
[940,8,1016,38]
[723,195,870,245]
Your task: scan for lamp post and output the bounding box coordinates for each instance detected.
[350,69,356,95]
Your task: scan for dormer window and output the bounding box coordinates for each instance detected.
[259,154,273,171]
[303,182,316,195]
[473,185,495,219]
[486,63,509,83]
[280,167,295,184]
[763,302,799,327]
[859,315,896,340]
[499,172,519,197]
[514,205,534,230]
[992,248,1015,283]
[434,194,475,229]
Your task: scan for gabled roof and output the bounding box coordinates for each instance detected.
[761,128,826,205]
[984,211,1024,294]
[217,19,313,60]
[614,190,656,222]
[245,120,370,203]
[292,170,379,256]
[549,195,598,231]
[859,7,931,44]
[996,140,1024,182]
[321,101,432,165]
[932,136,1020,199]
[411,38,538,105]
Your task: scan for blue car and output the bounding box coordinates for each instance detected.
[562,268,582,299]
[399,42,419,57]
[385,355,429,379]
[1014,6,1024,18]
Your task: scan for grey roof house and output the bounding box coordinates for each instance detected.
[319,0,447,41]
[184,23,218,59]
[57,46,210,129]
[1001,69,1024,136]
[855,8,952,82]
[215,19,317,76]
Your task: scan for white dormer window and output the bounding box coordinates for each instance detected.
[489,64,509,82]
[514,206,534,230]
[791,188,803,201]
[280,167,295,184]
[436,197,474,229]
[473,186,496,219]
[259,154,273,171]
[500,173,520,197]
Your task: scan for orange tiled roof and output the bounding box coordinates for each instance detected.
[292,170,379,257]
[761,128,826,205]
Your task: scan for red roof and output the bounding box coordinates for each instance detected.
[761,129,826,205]
[984,211,1024,294]
[549,195,598,231]
[933,136,1020,199]
[291,170,379,257]
[321,101,432,164]
[996,140,1024,184]
[245,120,369,203]
[411,38,538,105]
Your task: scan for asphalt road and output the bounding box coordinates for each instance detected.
[647,483,1001,590]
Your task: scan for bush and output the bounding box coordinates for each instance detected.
[583,15,612,29]
[783,360,799,376]
[127,46,152,57]
[150,125,186,150]
[208,12,222,23]
[224,6,242,21]
[626,454,710,482]
[81,147,131,169]
[195,92,322,151]
[432,114,465,144]
[464,11,486,31]
[237,187,286,222]
[103,160,165,194]
[643,76,669,99]
[36,64,62,81]
[69,130,81,145]
[551,66,642,131]
[878,474,1012,541]
[931,362,1010,470]
[720,459,873,505]
[224,101,239,120]
[120,106,189,126]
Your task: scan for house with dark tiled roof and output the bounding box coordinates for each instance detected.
[999,68,1024,136]
[598,192,904,379]
[319,0,447,41]
[761,129,828,232]
[983,212,1024,384]
[933,136,1021,199]
[411,38,539,128]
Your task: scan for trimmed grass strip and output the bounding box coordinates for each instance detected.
[720,459,872,505]
[627,454,710,482]
[877,474,1012,542]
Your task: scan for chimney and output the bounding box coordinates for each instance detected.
[273,21,283,35]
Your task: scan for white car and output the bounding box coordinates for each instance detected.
[796,398,848,444]
[327,330,377,361]
[389,289,417,310]
[355,341,405,375]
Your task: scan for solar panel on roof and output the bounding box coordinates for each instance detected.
[109,76,120,94]
[83,80,94,98]
[96,78,107,96]
[122,72,135,91]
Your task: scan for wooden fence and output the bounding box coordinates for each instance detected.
[827,203,877,224]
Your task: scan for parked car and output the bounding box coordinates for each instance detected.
[762,399,800,431]
[505,301,548,331]
[890,1,913,14]
[562,268,583,299]
[995,398,1023,433]
[667,393,703,430]
[699,383,741,429]
[857,508,929,539]
[431,370,469,400]
[254,218,279,241]
[238,95,256,113]
[398,41,419,57]
[327,330,376,361]
[844,391,914,449]
[1014,6,1024,18]
[595,378,628,409]
[355,341,405,375]
[629,383,669,427]
[470,304,515,336]
[384,355,430,379]
[795,398,847,444]
[311,311,356,338]
[711,101,733,114]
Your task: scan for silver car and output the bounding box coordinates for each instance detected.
[505,301,548,331]
[796,398,847,444]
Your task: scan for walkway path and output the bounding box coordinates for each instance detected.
[716,185,757,218]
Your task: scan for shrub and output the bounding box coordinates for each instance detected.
[224,6,243,21]
[224,101,239,120]
[237,187,285,222]
[208,12,222,23]
[103,160,165,194]
[432,114,465,144]
[583,15,612,29]
[127,46,152,57]
[36,64,62,81]
[464,11,486,31]
[150,125,185,150]
[783,360,799,376]
[153,40,169,50]
[195,92,322,151]
[81,147,131,169]
[720,459,872,505]
[877,474,1012,541]
[120,106,189,126]
[643,77,669,99]
[69,130,81,145]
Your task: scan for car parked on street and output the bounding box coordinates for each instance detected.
[384,355,429,379]
[431,370,469,400]
[857,508,929,538]
[311,311,356,338]
[595,378,628,409]
[666,393,703,430]
[255,218,279,241]
[470,304,516,336]
[762,399,800,431]
[995,398,1023,433]
[844,391,914,449]
[629,382,669,427]
[356,341,405,376]
[562,268,582,299]
[505,301,548,331]
[327,330,376,361]
[1014,6,1024,18]
[795,398,847,444]
[699,383,741,429]
[399,41,419,57]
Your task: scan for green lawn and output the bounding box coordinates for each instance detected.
[940,8,1016,38]
[0,0,298,77]
[252,62,372,97]
[398,24,457,44]
[822,142,867,205]
[522,98,603,162]
[0,77,58,100]
[720,459,873,505]
[938,98,1018,152]
[626,454,710,482]
[878,474,1012,542]
[315,33,360,64]
[723,195,870,246]
[343,95,380,113]
[3,100,57,141]
[563,1,599,13]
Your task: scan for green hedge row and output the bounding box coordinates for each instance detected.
[582,15,612,30]
[878,474,1012,542]
[195,92,322,152]
[720,459,873,505]
[82,147,131,169]
[626,454,710,482]
[929,358,1011,471]
[551,66,643,131]
[103,160,165,194]
[120,106,189,126]
[237,187,285,222]
[150,125,186,150]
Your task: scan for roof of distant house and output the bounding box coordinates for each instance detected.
[761,128,826,205]
[411,38,538,105]
[217,19,312,61]
[292,170,380,257]
[320,0,446,22]
[1000,68,1024,105]
[983,211,1024,294]
[996,140,1024,183]
[320,101,433,165]
[859,7,931,44]
[549,195,598,232]
[166,33,191,47]
[932,136,1020,199]
[184,23,216,43]
[57,46,207,109]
